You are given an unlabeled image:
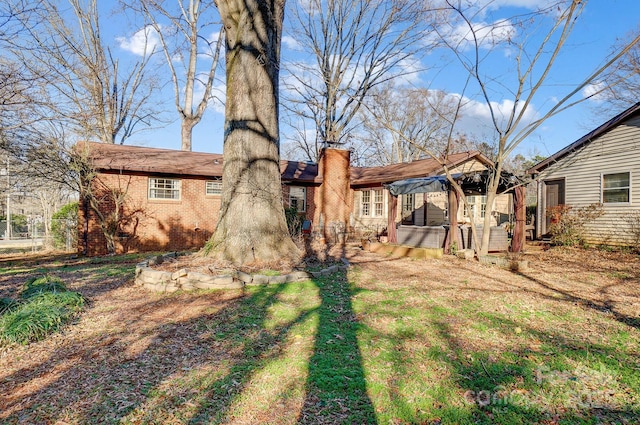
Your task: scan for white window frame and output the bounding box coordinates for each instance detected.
[373,189,384,217]
[206,178,222,195]
[359,189,385,218]
[464,195,487,219]
[361,190,371,217]
[149,178,181,200]
[289,186,307,212]
[602,172,631,204]
[402,193,415,213]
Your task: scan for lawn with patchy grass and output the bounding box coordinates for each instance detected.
[0,247,639,424]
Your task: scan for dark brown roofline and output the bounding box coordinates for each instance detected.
[78,142,490,186]
[350,151,492,186]
[527,101,640,174]
[77,141,320,183]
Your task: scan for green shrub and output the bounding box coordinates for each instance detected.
[0,291,84,345]
[20,275,68,299]
[547,203,604,247]
[51,202,78,249]
[0,297,17,314]
[0,213,27,230]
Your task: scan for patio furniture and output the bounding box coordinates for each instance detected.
[525,216,535,240]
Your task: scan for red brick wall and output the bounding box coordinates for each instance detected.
[80,148,354,255]
[79,172,221,256]
[314,148,353,235]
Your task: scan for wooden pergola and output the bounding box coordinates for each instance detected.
[385,171,526,253]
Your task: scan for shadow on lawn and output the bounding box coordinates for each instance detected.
[182,267,377,424]
[5,248,638,424]
[439,261,640,330]
[0,264,377,424]
[182,268,376,424]
[427,316,640,424]
[296,269,377,424]
[513,271,640,329]
[351,303,640,424]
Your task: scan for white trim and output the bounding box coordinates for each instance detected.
[205,178,222,196]
[358,189,386,218]
[601,171,631,205]
[361,189,371,217]
[148,177,181,200]
[289,186,307,212]
[373,189,384,217]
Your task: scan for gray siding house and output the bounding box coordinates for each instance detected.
[528,102,640,246]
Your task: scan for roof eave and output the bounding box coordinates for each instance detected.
[527,101,640,174]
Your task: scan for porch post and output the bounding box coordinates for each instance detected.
[388,194,398,244]
[511,185,526,253]
[445,187,459,254]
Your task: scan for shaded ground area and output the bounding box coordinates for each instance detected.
[0,246,639,424]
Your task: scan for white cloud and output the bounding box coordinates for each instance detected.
[296,0,321,15]
[208,83,226,114]
[434,0,557,17]
[476,0,556,11]
[582,81,607,102]
[189,73,226,115]
[282,35,302,51]
[395,56,424,86]
[208,30,222,45]
[117,26,160,56]
[453,95,541,138]
[446,19,516,50]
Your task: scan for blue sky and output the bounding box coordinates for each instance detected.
[112,0,640,160]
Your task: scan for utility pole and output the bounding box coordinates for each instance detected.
[5,156,10,240]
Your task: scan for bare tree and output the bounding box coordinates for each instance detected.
[0,60,41,153]
[207,0,299,265]
[2,1,158,249]
[32,179,72,245]
[431,0,640,256]
[281,0,428,161]
[0,0,44,42]
[358,82,462,166]
[598,26,640,112]
[10,0,160,145]
[134,0,224,151]
[0,2,41,128]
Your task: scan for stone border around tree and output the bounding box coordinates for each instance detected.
[134,252,351,293]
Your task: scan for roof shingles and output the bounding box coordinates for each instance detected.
[79,141,486,186]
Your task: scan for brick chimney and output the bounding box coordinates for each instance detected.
[314,147,352,239]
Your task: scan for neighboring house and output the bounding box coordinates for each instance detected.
[78,141,510,255]
[528,102,640,246]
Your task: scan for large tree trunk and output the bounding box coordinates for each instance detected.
[181,117,196,151]
[208,0,299,265]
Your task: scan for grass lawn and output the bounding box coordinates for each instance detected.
[0,246,639,424]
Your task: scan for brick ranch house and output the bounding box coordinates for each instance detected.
[78,141,512,256]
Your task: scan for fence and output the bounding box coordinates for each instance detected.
[0,219,77,253]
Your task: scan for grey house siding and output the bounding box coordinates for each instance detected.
[535,115,640,245]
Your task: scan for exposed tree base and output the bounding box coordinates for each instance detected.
[204,228,301,267]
